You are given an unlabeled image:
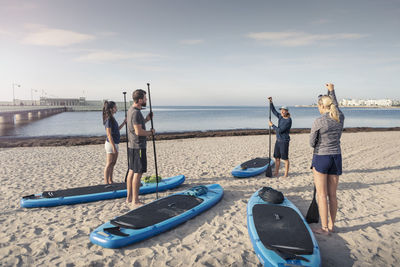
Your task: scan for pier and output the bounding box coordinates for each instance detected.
[0,106,69,126]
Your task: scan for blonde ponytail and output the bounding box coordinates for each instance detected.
[329,104,340,123]
[318,95,340,123]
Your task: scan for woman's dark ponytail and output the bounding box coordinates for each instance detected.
[102,101,116,125]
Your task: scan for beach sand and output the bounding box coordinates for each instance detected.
[1,131,399,266]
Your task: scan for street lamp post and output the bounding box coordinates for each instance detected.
[31,89,38,105]
[12,83,21,106]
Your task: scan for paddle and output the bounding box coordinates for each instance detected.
[306,186,319,224]
[147,83,159,199]
[265,99,273,177]
[123,92,129,183]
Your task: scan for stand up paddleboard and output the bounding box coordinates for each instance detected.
[90,184,223,248]
[20,175,185,208]
[232,157,274,178]
[247,187,321,266]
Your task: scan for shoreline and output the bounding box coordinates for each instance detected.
[1,127,399,148]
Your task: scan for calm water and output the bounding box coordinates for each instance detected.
[1,106,400,138]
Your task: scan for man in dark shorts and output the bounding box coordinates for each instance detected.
[268,97,292,178]
[126,89,155,208]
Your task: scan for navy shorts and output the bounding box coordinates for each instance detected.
[273,140,289,160]
[312,154,342,175]
[128,148,147,173]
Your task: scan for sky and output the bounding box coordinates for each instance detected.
[0,0,399,106]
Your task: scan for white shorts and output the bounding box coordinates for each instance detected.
[105,141,119,154]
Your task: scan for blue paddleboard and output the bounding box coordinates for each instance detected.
[232,157,274,178]
[20,175,185,208]
[90,183,223,248]
[247,188,321,266]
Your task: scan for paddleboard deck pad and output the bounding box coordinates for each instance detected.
[20,175,185,208]
[247,188,321,266]
[90,184,223,248]
[232,157,274,178]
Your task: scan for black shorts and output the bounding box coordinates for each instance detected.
[273,140,289,160]
[311,154,342,175]
[128,148,147,173]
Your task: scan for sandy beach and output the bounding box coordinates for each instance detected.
[1,131,399,266]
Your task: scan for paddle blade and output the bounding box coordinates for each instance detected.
[265,165,273,177]
[306,189,319,224]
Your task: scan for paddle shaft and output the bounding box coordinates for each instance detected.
[147,83,159,199]
[269,102,272,161]
[123,92,129,183]
[265,100,273,177]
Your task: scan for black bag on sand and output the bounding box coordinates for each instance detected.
[258,187,284,204]
[306,187,319,224]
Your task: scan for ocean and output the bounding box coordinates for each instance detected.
[1,106,400,138]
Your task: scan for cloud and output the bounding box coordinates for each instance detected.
[247,31,368,46]
[75,50,163,62]
[22,25,95,47]
[180,39,204,45]
[0,29,12,37]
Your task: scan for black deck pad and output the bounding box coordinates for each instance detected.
[240,157,271,169]
[111,194,204,229]
[253,204,313,256]
[42,183,126,198]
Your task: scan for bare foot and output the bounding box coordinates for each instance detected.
[274,172,279,177]
[283,174,288,178]
[131,201,145,209]
[312,227,330,236]
[328,221,336,233]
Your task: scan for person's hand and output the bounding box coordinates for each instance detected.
[149,128,156,135]
[146,112,153,121]
[326,83,334,91]
[268,97,273,103]
[112,146,117,154]
[268,120,274,127]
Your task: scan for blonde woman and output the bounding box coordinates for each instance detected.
[310,83,345,235]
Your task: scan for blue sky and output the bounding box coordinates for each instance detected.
[0,0,399,105]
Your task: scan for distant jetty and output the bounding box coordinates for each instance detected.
[0,97,128,111]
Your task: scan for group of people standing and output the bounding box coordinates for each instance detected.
[101,83,344,236]
[102,89,153,209]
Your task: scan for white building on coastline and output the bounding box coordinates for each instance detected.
[340,98,399,107]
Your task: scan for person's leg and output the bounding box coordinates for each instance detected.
[273,141,280,177]
[104,153,113,184]
[282,142,289,177]
[108,152,118,184]
[132,172,144,208]
[283,159,289,178]
[274,158,280,177]
[327,174,339,232]
[313,167,330,235]
[126,170,134,203]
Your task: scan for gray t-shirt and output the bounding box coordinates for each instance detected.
[310,90,345,155]
[127,106,146,149]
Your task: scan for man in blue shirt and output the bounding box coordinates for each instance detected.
[268,97,292,178]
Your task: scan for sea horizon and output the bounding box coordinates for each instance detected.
[1,105,400,138]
